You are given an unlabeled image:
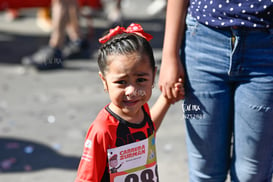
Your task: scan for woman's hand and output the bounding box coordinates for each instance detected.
[158,54,185,102]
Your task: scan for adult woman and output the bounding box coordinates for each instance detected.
[159,0,273,181]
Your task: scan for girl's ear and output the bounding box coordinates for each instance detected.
[152,66,158,85]
[99,72,108,92]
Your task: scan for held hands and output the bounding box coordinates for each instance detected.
[165,77,185,104]
[151,78,185,129]
[158,53,185,102]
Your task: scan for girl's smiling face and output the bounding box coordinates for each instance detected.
[99,52,155,123]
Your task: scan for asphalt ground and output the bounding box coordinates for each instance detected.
[0,0,189,181]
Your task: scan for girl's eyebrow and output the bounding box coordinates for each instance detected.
[135,72,150,76]
[110,73,128,80]
[111,72,151,79]
[112,74,127,79]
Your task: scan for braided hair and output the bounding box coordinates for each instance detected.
[98,33,155,76]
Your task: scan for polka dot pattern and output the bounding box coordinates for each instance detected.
[189,0,273,28]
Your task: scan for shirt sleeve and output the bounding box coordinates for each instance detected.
[143,103,157,131]
[143,103,151,116]
[75,124,108,182]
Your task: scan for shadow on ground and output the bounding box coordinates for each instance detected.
[0,137,80,173]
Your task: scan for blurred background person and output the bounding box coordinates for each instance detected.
[22,0,90,70]
[21,0,123,71]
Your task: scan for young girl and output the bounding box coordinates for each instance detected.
[75,23,184,182]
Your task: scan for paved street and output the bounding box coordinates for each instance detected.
[0,0,188,181]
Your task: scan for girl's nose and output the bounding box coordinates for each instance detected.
[125,85,136,97]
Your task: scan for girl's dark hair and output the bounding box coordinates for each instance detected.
[98,33,155,75]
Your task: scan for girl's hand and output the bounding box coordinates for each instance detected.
[165,77,185,104]
[174,77,185,101]
[158,54,185,100]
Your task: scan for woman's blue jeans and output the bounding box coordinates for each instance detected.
[182,14,273,182]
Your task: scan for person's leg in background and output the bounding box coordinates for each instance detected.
[22,0,89,70]
[22,0,69,70]
[62,0,89,59]
[49,0,69,50]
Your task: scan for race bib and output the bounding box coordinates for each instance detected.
[107,133,158,182]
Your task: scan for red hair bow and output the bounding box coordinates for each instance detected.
[99,23,153,44]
